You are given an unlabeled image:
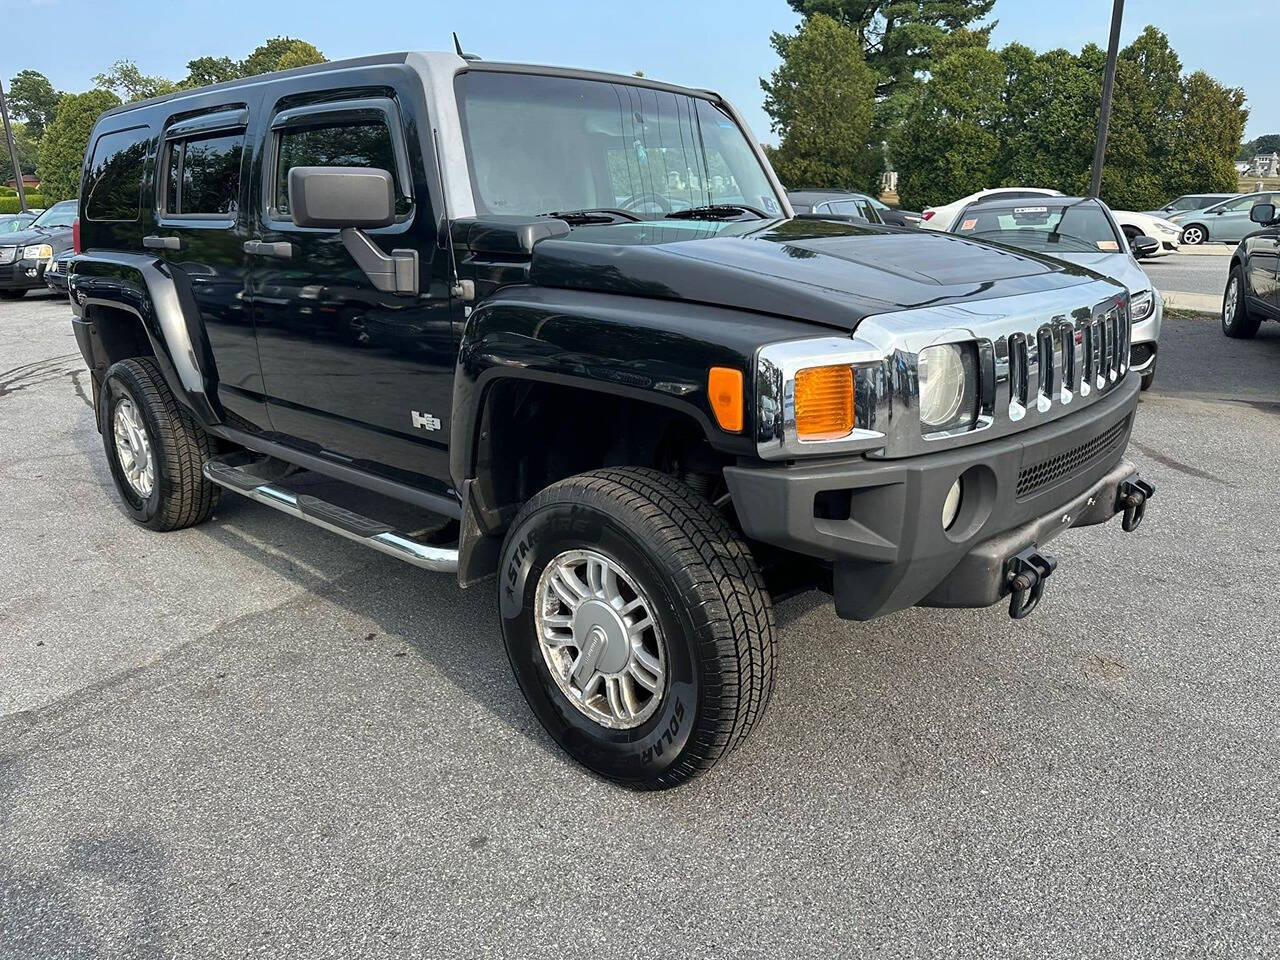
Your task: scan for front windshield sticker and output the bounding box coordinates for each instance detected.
[1097,240,1120,251]
[960,218,977,231]
[1014,206,1049,214]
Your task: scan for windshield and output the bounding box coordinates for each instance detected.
[455,71,781,220]
[954,202,1121,254]
[31,201,77,229]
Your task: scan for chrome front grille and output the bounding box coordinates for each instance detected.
[754,279,1134,461]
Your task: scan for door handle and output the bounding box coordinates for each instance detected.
[243,240,293,259]
[143,235,182,251]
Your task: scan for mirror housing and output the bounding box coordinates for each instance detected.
[1131,235,1160,257]
[288,166,396,230]
[1250,202,1277,225]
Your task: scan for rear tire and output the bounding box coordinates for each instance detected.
[1222,267,1261,340]
[101,357,220,531]
[498,467,776,789]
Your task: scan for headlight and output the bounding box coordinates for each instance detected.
[917,344,975,430]
[23,244,53,261]
[1131,290,1155,322]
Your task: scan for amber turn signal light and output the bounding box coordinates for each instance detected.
[707,367,744,432]
[794,365,854,440]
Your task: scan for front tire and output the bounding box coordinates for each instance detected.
[1222,267,1261,340]
[101,357,220,531]
[498,468,776,789]
[1180,224,1206,245]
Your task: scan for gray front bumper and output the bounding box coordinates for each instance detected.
[725,374,1144,620]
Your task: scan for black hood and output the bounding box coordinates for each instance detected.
[527,219,1111,331]
[1,224,71,247]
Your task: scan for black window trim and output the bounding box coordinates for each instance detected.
[83,123,150,224]
[262,95,414,232]
[157,109,249,227]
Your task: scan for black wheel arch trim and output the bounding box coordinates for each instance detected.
[70,251,220,425]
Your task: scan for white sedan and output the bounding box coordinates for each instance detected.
[1108,210,1182,257]
[921,187,1063,231]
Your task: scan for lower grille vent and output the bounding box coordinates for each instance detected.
[1016,417,1130,499]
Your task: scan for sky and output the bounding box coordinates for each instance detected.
[1,0,1273,143]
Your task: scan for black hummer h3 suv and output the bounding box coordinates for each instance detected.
[69,52,1154,788]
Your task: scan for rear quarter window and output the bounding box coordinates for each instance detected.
[84,126,150,222]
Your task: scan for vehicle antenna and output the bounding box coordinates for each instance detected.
[432,126,473,302]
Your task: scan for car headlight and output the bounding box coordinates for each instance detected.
[1131,290,1155,322]
[23,244,53,261]
[917,343,976,431]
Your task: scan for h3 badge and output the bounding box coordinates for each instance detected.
[411,410,442,432]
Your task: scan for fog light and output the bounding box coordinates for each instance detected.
[942,478,963,530]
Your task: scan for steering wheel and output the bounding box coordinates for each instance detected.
[620,193,674,215]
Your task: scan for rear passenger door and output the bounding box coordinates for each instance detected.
[247,84,456,495]
[150,102,269,430]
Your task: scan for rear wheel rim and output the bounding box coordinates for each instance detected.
[112,397,154,499]
[534,548,667,730]
[1224,277,1239,328]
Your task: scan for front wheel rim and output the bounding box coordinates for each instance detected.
[534,549,667,730]
[1183,227,1203,244]
[1224,277,1239,327]
[112,397,155,499]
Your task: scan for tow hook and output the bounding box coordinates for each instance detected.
[1005,547,1058,620]
[1115,474,1156,532]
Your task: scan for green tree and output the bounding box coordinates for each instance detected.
[1171,71,1248,195]
[1238,134,1280,159]
[242,37,325,76]
[93,60,179,102]
[7,70,62,137]
[761,13,878,189]
[12,122,40,175]
[890,44,1005,209]
[36,88,121,201]
[783,0,996,97]
[183,56,241,88]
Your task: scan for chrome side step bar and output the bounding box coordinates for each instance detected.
[203,460,458,573]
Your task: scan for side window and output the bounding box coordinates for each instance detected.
[84,126,149,222]
[162,132,244,217]
[272,118,409,219]
[826,200,857,216]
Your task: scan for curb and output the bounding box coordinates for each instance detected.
[1162,291,1221,313]
[1173,245,1234,257]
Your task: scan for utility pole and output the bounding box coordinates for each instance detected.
[1088,0,1125,198]
[0,77,29,213]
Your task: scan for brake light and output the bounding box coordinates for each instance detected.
[72,217,81,254]
[922,210,935,221]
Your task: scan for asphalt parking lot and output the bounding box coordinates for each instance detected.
[1142,249,1231,301]
[2,290,1279,958]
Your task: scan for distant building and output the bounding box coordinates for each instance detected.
[5,174,39,191]
[1246,152,1279,177]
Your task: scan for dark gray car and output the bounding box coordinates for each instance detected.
[0,199,78,298]
[788,189,921,226]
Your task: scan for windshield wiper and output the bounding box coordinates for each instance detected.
[664,203,769,221]
[538,208,641,225]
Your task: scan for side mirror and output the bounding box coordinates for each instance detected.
[288,166,396,229]
[287,166,417,296]
[1250,202,1277,225]
[1131,235,1160,257]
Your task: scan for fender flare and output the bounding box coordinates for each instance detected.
[70,251,220,425]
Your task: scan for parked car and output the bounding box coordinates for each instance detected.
[0,199,78,298]
[43,247,75,298]
[1108,210,1183,257]
[1,212,37,233]
[787,190,884,224]
[1169,191,1280,245]
[950,196,1163,389]
[789,190,921,227]
[1222,200,1280,338]
[1144,193,1237,217]
[922,187,1063,231]
[69,51,1154,788]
